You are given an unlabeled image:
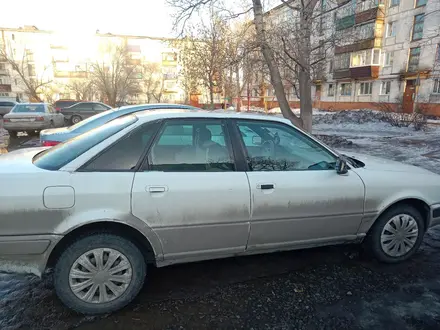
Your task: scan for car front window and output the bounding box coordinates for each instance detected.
[33,115,138,171]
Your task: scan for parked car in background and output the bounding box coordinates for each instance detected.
[53,99,78,112]
[1,110,440,315]
[3,103,65,137]
[40,103,198,146]
[0,100,17,117]
[61,102,111,124]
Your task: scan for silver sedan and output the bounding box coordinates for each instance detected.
[3,103,65,137]
[0,110,439,315]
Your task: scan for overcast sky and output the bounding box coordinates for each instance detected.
[2,0,174,37]
[2,0,280,37]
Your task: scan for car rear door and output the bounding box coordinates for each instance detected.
[231,119,365,252]
[131,118,251,263]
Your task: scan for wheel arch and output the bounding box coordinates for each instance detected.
[365,198,430,234]
[46,221,161,270]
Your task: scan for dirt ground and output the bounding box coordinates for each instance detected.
[1,116,440,330]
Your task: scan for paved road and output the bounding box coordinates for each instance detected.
[1,119,440,330]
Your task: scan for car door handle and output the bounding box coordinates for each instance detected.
[147,186,166,193]
[258,184,274,190]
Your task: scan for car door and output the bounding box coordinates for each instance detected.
[131,118,251,262]
[93,103,110,114]
[48,105,64,126]
[232,119,365,252]
[80,103,95,119]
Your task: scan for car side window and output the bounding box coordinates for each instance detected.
[237,120,337,171]
[146,120,235,172]
[93,104,108,111]
[79,122,159,171]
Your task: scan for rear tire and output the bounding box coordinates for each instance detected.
[7,130,17,138]
[49,120,55,128]
[54,233,146,315]
[364,205,425,263]
[71,115,82,125]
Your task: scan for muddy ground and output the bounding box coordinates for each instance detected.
[1,116,440,330]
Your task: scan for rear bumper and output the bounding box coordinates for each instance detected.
[429,204,440,228]
[0,234,62,277]
[4,122,50,131]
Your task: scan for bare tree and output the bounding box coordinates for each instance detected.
[0,44,52,102]
[143,63,165,103]
[89,46,141,107]
[67,79,95,101]
[168,0,348,132]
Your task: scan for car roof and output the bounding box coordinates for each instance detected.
[132,109,291,124]
[15,102,48,105]
[116,103,199,112]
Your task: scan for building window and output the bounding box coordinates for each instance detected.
[335,53,350,70]
[380,81,391,95]
[0,63,5,70]
[384,51,394,66]
[416,0,427,7]
[328,83,335,96]
[339,83,352,96]
[408,47,421,72]
[350,49,381,67]
[11,34,15,41]
[436,44,440,63]
[433,79,440,94]
[412,14,424,41]
[0,92,9,97]
[390,0,399,7]
[386,21,396,37]
[359,82,373,95]
[0,78,3,84]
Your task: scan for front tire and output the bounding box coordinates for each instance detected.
[365,205,425,263]
[54,233,146,315]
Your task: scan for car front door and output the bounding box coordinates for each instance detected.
[48,105,64,126]
[131,118,251,263]
[233,119,365,252]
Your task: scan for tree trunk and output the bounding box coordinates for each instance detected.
[298,4,315,133]
[235,64,241,112]
[209,82,214,109]
[252,0,303,128]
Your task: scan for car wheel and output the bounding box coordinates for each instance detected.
[365,205,425,263]
[71,115,82,124]
[54,233,146,315]
[7,130,17,138]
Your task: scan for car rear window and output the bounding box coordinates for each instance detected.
[12,104,45,113]
[33,115,138,171]
[0,102,15,107]
[68,109,116,132]
[55,101,77,108]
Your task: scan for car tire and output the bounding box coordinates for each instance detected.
[364,204,425,263]
[7,130,17,138]
[54,233,146,315]
[50,120,55,128]
[71,115,82,124]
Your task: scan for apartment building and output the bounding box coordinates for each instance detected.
[0,26,187,103]
[256,0,440,115]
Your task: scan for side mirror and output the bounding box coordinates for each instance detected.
[336,157,348,175]
[252,136,262,145]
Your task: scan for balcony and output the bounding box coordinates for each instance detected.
[336,15,355,31]
[0,84,12,92]
[350,65,380,78]
[333,69,351,79]
[355,6,384,24]
[54,71,88,78]
[335,38,381,54]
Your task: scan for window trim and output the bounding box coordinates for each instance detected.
[77,120,162,172]
[433,79,440,94]
[412,14,424,41]
[415,0,427,8]
[141,118,239,173]
[231,118,339,172]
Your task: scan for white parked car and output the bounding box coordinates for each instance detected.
[0,109,439,314]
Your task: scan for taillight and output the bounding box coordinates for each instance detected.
[56,107,61,111]
[42,140,60,147]
[3,118,10,122]
[35,116,44,121]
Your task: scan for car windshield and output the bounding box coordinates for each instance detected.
[33,114,137,171]
[11,104,45,113]
[68,108,116,131]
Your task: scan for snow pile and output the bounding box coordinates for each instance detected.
[313,109,387,125]
[315,134,354,148]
